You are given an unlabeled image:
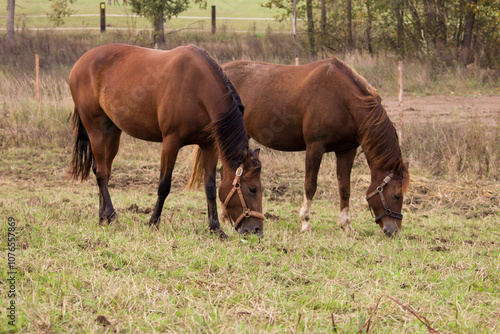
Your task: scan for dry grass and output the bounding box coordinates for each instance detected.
[1,139,499,333]
[0,32,499,333]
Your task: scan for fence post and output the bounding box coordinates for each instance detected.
[293,0,297,63]
[398,60,403,143]
[100,2,106,33]
[211,6,216,34]
[36,54,40,113]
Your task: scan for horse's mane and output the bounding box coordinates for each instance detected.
[329,56,406,177]
[329,56,378,98]
[192,46,259,172]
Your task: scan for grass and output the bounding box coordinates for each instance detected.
[0,32,499,333]
[0,140,499,333]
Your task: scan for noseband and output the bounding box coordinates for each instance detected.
[221,164,265,230]
[365,171,403,223]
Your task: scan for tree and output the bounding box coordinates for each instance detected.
[48,0,77,27]
[7,0,15,39]
[365,0,373,54]
[130,0,206,44]
[321,0,326,35]
[306,0,315,55]
[461,0,478,65]
[392,0,404,57]
[346,0,353,50]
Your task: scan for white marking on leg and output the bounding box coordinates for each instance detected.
[300,194,312,232]
[339,207,356,234]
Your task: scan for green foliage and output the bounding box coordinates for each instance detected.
[261,0,500,67]
[129,0,206,42]
[47,0,77,27]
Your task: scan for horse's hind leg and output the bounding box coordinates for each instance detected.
[201,145,227,238]
[88,117,122,225]
[149,136,180,228]
[335,149,357,233]
[300,143,325,232]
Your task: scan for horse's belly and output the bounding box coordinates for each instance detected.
[120,122,163,142]
[247,126,306,151]
[106,109,163,142]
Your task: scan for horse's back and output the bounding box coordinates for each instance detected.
[69,44,217,143]
[223,60,360,152]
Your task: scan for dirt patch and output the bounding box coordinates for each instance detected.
[383,95,500,127]
[127,203,153,215]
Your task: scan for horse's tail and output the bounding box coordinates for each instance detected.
[186,146,204,190]
[69,108,94,181]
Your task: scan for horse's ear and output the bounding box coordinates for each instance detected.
[402,162,410,194]
[252,148,260,160]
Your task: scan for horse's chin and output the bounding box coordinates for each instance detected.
[238,218,264,237]
[379,218,401,237]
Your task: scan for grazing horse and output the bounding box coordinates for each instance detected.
[69,44,264,236]
[222,57,409,236]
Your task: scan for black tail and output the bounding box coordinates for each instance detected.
[69,109,94,180]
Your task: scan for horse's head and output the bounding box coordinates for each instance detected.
[219,148,264,236]
[366,162,410,237]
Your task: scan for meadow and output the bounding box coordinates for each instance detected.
[0,31,499,333]
[0,0,289,32]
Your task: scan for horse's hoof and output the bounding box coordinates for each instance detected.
[211,228,228,239]
[341,224,356,235]
[148,221,160,231]
[300,225,313,232]
[99,211,117,226]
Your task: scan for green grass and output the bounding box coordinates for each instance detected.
[1,137,499,333]
[0,0,289,32]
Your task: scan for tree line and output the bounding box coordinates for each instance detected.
[6,0,499,67]
[264,0,500,66]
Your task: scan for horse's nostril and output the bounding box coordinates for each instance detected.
[383,228,398,237]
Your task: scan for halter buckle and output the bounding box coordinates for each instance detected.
[235,167,243,177]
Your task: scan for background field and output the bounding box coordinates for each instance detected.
[0,25,499,334]
[0,0,289,32]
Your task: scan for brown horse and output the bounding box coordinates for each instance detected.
[222,57,409,236]
[69,44,264,236]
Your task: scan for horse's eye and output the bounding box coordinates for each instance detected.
[392,193,401,200]
[249,187,257,194]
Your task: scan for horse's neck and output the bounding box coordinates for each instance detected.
[355,102,400,176]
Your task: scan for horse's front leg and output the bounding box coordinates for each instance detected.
[300,144,325,232]
[335,149,357,233]
[149,137,180,228]
[201,146,227,238]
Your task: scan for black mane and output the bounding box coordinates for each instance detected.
[193,46,250,170]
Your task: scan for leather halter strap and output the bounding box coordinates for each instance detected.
[365,171,403,223]
[221,164,265,230]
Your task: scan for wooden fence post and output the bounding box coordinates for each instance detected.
[211,6,216,34]
[293,0,297,63]
[36,54,40,113]
[398,60,403,143]
[100,2,106,33]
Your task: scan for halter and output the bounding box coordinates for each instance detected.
[365,171,403,223]
[221,164,266,230]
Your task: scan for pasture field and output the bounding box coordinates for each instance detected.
[1,32,499,333]
[0,0,288,32]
